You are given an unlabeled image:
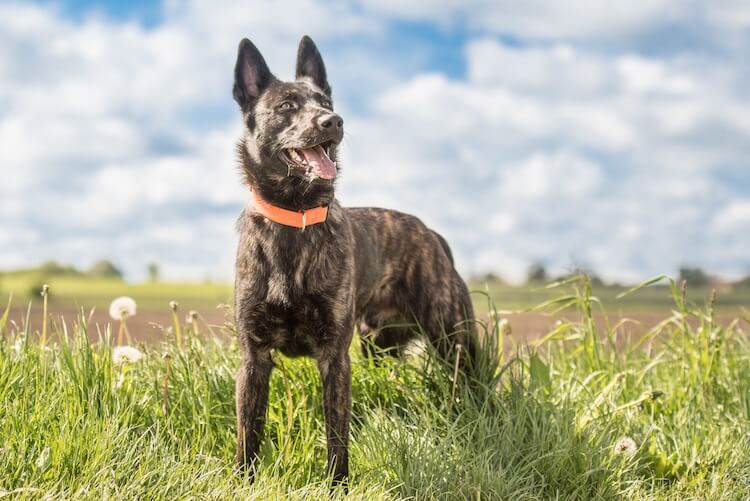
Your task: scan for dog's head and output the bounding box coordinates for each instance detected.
[233,36,343,189]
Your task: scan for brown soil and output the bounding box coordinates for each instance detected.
[5,305,233,344]
[6,305,743,346]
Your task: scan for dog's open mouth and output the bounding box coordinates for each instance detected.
[279,141,336,180]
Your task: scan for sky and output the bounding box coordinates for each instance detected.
[1,0,749,284]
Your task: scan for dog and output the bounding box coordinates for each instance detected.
[232,35,477,485]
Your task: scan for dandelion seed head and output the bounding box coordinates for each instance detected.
[40,284,50,296]
[169,301,179,312]
[614,436,637,457]
[35,446,51,471]
[499,318,512,336]
[112,345,144,364]
[109,296,137,320]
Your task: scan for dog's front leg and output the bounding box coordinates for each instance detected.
[236,348,273,479]
[317,347,352,485]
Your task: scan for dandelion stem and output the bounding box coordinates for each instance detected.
[188,311,200,336]
[117,320,124,346]
[170,301,182,350]
[198,313,218,339]
[40,284,49,347]
[117,312,131,345]
[162,352,172,413]
[451,343,463,401]
[123,318,132,344]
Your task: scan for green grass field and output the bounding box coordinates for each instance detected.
[2,270,749,316]
[1,277,749,499]
[0,273,232,312]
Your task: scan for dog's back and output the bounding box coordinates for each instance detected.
[346,207,477,361]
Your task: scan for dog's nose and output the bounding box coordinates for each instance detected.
[318,113,343,131]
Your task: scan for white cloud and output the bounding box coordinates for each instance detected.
[1,0,748,285]
[358,0,750,44]
[340,36,750,283]
[0,0,378,280]
[713,201,750,230]
[499,151,602,200]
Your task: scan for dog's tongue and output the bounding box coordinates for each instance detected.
[299,145,336,179]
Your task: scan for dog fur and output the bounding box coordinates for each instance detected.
[233,35,477,485]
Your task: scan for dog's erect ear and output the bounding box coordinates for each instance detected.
[233,38,274,109]
[295,35,331,96]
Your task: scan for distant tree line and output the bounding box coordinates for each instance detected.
[1,259,124,279]
[677,267,709,287]
[471,263,750,288]
[0,260,166,283]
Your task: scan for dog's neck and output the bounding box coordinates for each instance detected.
[239,140,336,212]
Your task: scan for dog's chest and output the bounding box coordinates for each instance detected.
[239,265,339,357]
[237,224,352,356]
[235,207,359,353]
[257,289,334,356]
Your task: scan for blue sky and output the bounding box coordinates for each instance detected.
[2,0,749,283]
[41,0,165,26]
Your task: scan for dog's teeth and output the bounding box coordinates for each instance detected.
[290,149,304,162]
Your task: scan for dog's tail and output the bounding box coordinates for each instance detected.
[431,230,455,266]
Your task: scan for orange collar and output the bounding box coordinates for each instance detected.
[250,190,329,230]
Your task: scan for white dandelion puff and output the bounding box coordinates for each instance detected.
[35,446,51,471]
[186,310,198,324]
[109,296,137,320]
[613,436,638,457]
[112,345,144,365]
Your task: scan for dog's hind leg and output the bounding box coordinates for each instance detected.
[358,316,416,361]
[235,348,273,479]
[416,281,478,369]
[357,321,380,360]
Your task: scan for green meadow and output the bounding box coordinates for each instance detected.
[2,268,749,316]
[1,276,749,499]
[0,273,232,312]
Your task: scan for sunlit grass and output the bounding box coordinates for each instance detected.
[2,270,749,315]
[0,277,748,499]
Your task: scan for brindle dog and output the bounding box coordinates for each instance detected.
[233,35,477,485]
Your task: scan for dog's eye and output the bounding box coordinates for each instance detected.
[279,101,295,111]
[321,99,332,109]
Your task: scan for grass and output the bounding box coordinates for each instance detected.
[3,269,750,315]
[0,273,232,311]
[1,276,749,499]
[477,280,750,314]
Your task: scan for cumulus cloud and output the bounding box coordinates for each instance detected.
[0,0,379,280]
[358,0,750,45]
[1,0,748,283]
[339,35,750,282]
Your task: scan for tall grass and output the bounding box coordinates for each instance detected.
[0,277,748,499]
